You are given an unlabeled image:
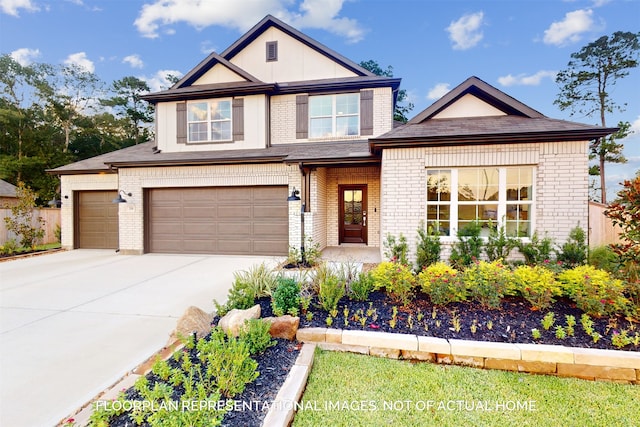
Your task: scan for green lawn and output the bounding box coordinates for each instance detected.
[292,349,640,427]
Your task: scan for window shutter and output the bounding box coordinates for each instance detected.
[360,90,374,136]
[232,98,244,141]
[296,95,308,139]
[176,102,187,144]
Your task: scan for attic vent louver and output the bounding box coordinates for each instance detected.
[266,41,278,62]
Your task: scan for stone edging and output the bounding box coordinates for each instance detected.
[296,328,640,384]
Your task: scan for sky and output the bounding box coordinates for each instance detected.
[1,0,639,200]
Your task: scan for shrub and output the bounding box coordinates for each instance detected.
[417,262,466,305]
[349,271,375,301]
[415,221,441,272]
[510,265,562,310]
[556,225,587,267]
[449,221,483,268]
[605,176,640,270]
[271,277,301,316]
[213,275,256,317]
[238,318,275,355]
[558,265,630,317]
[371,261,416,305]
[588,246,619,272]
[517,232,554,265]
[464,260,509,309]
[0,239,19,256]
[3,182,45,249]
[203,334,259,398]
[318,273,345,313]
[383,233,409,265]
[485,222,517,261]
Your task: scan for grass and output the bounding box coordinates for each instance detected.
[292,349,640,427]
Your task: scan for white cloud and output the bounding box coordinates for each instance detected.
[64,52,95,73]
[427,83,451,100]
[143,69,183,92]
[498,70,557,87]
[123,54,144,69]
[543,9,594,46]
[134,0,364,43]
[0,0,39,16]
[446,11,484,50]
[629,115,640,134]
[10,47,40,65]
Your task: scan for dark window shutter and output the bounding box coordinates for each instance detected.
[266,41,278,62]
[232,98,244,141]
[296,95,308,139]
[360,90,374,136]
[176,102,187,144]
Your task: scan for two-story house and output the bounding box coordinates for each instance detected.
[50,15,615,261]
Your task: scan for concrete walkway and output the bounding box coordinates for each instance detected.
[0,250,281,427]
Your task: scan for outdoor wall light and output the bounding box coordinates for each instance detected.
[287,187,301,201]
[112,190,132,204]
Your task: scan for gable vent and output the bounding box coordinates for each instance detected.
[266,41,278,62]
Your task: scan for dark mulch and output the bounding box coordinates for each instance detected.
[257,291,638,352]
[106,337,300,427]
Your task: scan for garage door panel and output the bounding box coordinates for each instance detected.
[77,191,118,249]
[147,186,287,255]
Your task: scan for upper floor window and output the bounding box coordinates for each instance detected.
[187,100,232,142]
[309,93,359,138]
[426,167,534,238]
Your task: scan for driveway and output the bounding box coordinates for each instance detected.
[0,250,281,427]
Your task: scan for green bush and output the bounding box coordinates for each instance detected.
[348,271,375,301]
[238,318,275,355]
[464,260,509,309]
[271,277,301,316]
[383,233,409,265]
[588,246,619,272]
[558,265,630,317]
[318,273,345,313]
[509,265,562,310]
[556,225,587,267]
[0,239,19,256]
[417,262,466,305]
[204,334,259,398]
[415,221,441,272]
[485,222,517,261]
[371,261,416,305]
[517,232,554,265]
[449,221,483,268]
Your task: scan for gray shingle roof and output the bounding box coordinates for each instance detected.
[0,179,18,198]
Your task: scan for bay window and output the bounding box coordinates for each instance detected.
[426,167,534,237]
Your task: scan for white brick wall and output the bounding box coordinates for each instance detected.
[59,174,118,249]
[270,87,394,144]
[381,141,590,262]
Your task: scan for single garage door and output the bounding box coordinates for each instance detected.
[76,190,118,249]
[146,186,288,255]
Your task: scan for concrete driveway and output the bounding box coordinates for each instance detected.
[0,250,281,427]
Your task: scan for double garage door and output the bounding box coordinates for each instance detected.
[146,186,289,255]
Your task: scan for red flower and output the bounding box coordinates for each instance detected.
[369,323,380,329]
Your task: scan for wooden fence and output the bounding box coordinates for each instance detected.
[588,201,623,247]
[0,208,60,246]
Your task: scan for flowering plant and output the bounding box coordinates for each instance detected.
[418,262,466,305]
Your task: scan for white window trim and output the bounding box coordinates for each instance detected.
[187,99,233,143]
[308,93,360,139]
[427,167,536,241]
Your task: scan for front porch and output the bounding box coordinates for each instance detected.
[320,245,382,263]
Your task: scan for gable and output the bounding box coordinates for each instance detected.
[227,26,358,83]
[192,63,249,85]
[431,93,507,119]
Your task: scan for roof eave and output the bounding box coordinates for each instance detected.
[141,83,275,103]
[105,156,287,169]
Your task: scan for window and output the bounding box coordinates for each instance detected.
[309,93,359,138]
[426,167,534,237]
[187,100,231,142]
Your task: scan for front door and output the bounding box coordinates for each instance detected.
[339,185,367,244]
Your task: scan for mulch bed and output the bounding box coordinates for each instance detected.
[257,291,638,352]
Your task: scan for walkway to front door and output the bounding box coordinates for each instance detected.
[339,184,367,244]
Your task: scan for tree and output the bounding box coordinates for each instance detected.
[101,76,154,145]
[554,31,640,203]
[3,181,45,249]
[359,60,414,123]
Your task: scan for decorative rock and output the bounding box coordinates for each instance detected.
[263,315,300,340]
[168,306,213,344]
[218,305,261,337]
